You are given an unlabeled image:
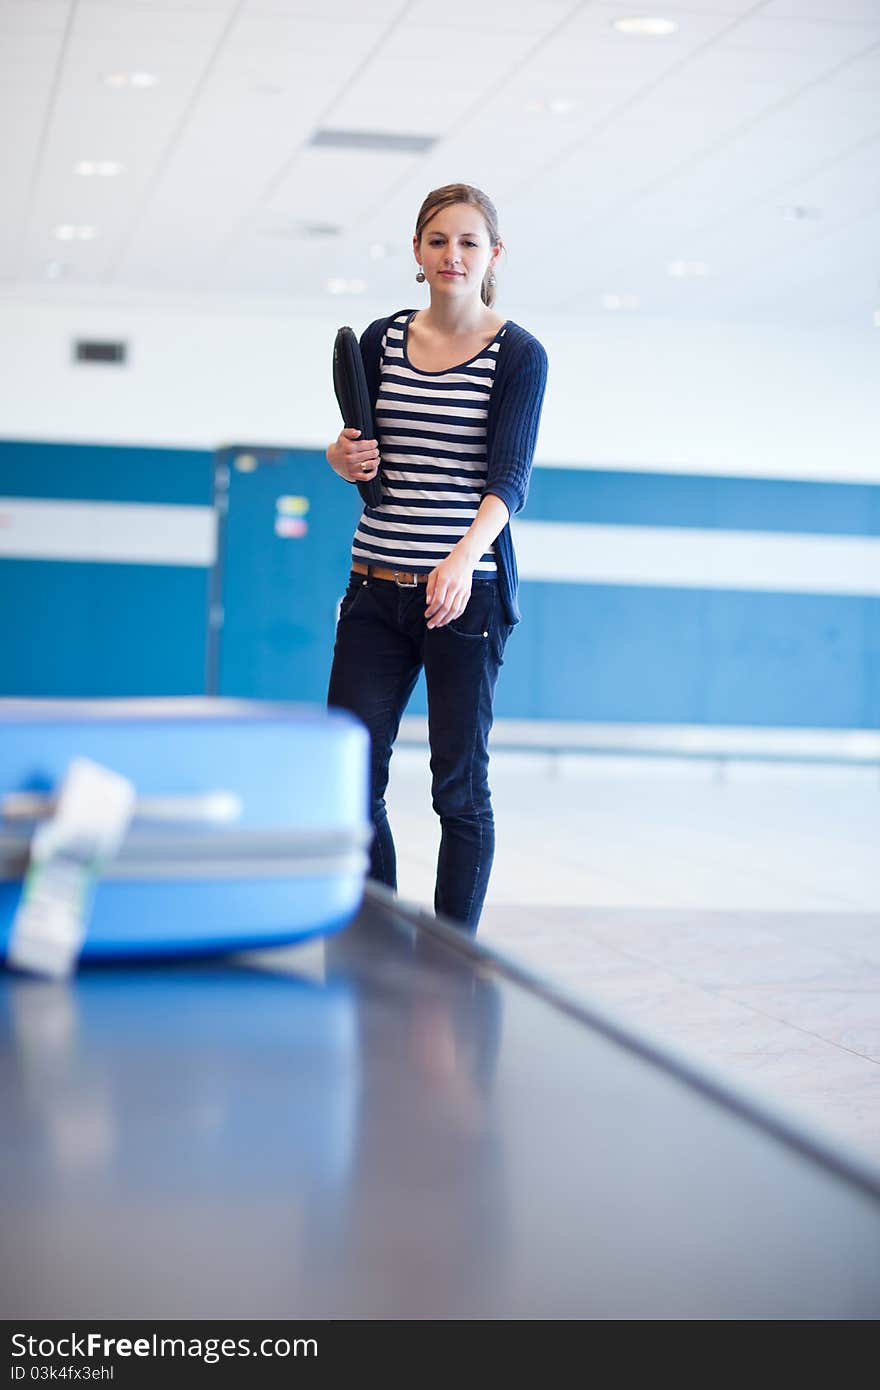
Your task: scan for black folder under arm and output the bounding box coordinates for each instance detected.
[333,325,382,509]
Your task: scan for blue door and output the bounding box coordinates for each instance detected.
[210,445,363,702]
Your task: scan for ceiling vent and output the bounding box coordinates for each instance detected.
[259,221,342,241]
[73,340,127,365]
[309,128,436,154]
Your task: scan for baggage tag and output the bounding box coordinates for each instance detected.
[7,758,136,979]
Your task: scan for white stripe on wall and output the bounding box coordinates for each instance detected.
[4,502,880,595]
[0,499,216,567]
[397,715,880,760]
[512,521,880,597]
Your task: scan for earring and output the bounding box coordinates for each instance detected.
[415,268,426,283]
[488,271,496,287]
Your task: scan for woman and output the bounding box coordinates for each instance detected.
[326,183,547,932]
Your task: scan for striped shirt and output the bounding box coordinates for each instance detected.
[351,310,505,574]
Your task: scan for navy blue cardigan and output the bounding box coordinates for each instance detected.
[359,311,548,626]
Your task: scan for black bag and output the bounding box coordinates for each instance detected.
[333,325,382,509]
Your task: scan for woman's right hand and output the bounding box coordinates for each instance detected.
[326,428,380,483]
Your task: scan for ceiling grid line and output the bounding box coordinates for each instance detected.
[542,31,880,244]
[102,0,253,281]
[1,0,877,328]
[563,119,880,318]
[665,194,880,323]
[699,124,880,224]
[209,0,418,279]
[343,0,591,236]
[12,0,81,281]
[456,0,779,211]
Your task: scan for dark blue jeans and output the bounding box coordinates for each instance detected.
[327,571,512,933]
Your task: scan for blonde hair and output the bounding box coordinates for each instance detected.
[415,183,502,308]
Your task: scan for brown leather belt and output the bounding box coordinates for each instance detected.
[352,561,429,588]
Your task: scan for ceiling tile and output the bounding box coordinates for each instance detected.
[405,0,577,31]
[719,12,880,55]
[759,0,880,22]
[0,0,71,34]
[600,0,759,10]
[74,1,236,42]
[229,12,393,54]
[242,0,405,19]
[563,3,749,44]
[1,0,875,330]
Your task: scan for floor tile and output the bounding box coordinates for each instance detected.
[717,988,880,1063]
[382,756,880,1161]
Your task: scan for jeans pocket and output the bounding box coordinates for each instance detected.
[338,573,368,621]
[446,582,496,641]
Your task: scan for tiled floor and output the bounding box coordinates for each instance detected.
[384,747,880,1163]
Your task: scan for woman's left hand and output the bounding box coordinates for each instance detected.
[425,550,475,629]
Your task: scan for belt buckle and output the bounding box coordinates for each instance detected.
[394,570,418,588]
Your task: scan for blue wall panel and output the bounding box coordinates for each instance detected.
[523,468,880,536]
[490,585,878,728]
[0,559,210,697]
[703,591,872,729]
[0,438,211,504]
[863,600,880,731]
[1,439,213,698]
[512,584,712,724]
[3,437,879,731]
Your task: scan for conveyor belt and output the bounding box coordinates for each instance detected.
[1,884,878,1319]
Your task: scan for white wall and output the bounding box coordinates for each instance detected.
[1,288,878,482]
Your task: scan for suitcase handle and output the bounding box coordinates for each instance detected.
[3,790,243,826]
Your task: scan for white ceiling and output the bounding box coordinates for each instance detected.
[2,0,879,327]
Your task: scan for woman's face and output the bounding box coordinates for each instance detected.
[413,202,500,301]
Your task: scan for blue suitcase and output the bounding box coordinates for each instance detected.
[0,698,370,969]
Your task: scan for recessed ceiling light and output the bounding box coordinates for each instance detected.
[602,293,640,311]
[781,205,823,222]
[55,225,96,241]
[526,97,577,115]
[75,161,123,177]
[668,260,709,277]
[613,17,678,37]
[102,71,159,88]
